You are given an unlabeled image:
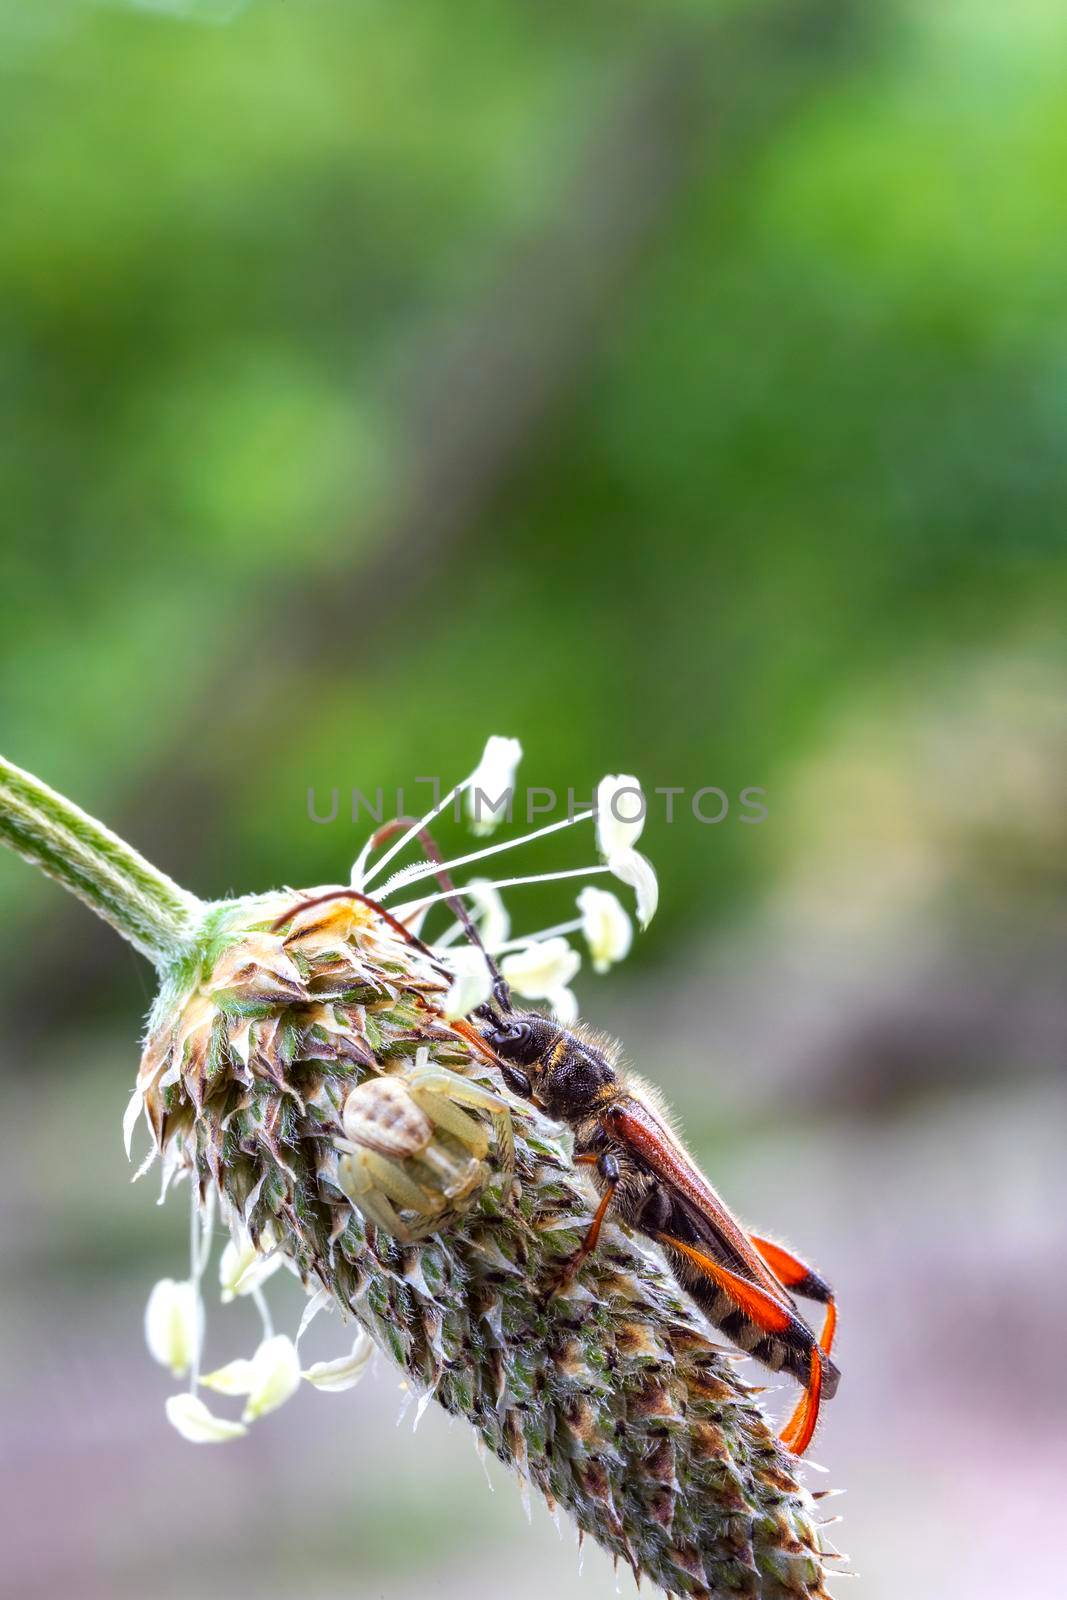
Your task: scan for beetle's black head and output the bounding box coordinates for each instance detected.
[484,1012,554,1066]
[483,1011,617,1114]
[481,1012,556,1098]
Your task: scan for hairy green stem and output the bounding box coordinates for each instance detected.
[0,755,202,967]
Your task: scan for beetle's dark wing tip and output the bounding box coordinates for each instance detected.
[820,1353,841,1400]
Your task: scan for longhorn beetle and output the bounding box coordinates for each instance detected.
[273,823,839,1456]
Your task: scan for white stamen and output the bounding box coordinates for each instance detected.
[165,1392,246,1444]
[360,735,523,888]
[376,809,596,902]
[606,847,658,928]
[199,1357,257,1396]
[201,1336,302,1422]
[500,937,581,1000]
[345,745,655,1033]
[123,1085,144,1160]
[295,1288,333,1350]
[429,918,465,951]
[391,864,611,923]
[303,1331,374,1392]
[430,877,511,952]
[578,887,633,972]
[548,986,579,1025]
[441,945,495,1019]
[490,917,582,954]
[242,1335,302,1421]
[219,1224,282,1303]
[144,1279,203,1379]
[596,774,646,856]
[250,1283,275,1341]
[349,832,377,892]
[360,779,469,890]
[186,1179,214,1392]
[465,735,523,836]
[465,879,510,951]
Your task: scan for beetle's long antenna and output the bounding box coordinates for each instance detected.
[367,817,513,1015]
[269,887,444,970]
[367,819,487,956]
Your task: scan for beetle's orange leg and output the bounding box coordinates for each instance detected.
[749,1237,839,1454]
[780,1343,823,1456]
[750,1235,838,1454]
[548,1153,619,1295]
[749,1234,838,1358]
[656,1233,796,1335]
[657,1232,830,1457]
[565,1173,616,1276]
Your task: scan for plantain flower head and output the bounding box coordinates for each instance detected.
[122,738,835,1595]
[144,1278,202,1378]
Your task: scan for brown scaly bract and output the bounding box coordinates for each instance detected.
[135,889,833,1599]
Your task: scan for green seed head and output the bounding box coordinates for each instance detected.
[131,888,835,1598]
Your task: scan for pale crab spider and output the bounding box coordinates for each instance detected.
[335,1052,514,1244]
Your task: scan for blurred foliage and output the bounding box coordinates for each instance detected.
[2,0,1066,987]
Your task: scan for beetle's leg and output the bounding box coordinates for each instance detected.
[573,1122,610,1162]
[749,1234,838,1358]
[549,1152,620,1295]
[572,1151,620,1269]
[749,1236,838,1453]
[780,1344,823,1456]
[656,1231,827,1456]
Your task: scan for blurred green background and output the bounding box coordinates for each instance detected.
[2,1,1066,1595]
